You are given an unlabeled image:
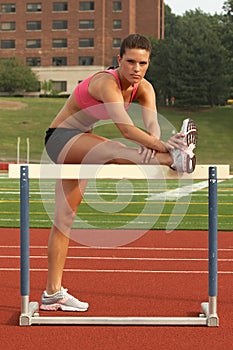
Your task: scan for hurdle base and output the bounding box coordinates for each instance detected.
[19,301,218,326]
[200,302,219,327]
[19,301,40,326]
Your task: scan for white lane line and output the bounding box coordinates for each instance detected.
[1,245,233,252]
[0,267,233,274]
[1,255,233,262]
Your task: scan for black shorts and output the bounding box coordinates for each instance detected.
[45,128,83,163]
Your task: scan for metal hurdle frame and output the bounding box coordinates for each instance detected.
[9,163,231,326]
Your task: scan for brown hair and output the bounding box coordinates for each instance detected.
[119,34,152,57]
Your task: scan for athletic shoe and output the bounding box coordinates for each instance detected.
[40,287,89,312]
[180,118,198,148]
[170,118,198,173]
[170,148,196,173]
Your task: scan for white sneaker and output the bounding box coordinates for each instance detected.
[40,287,89,312]
[170,118,198,173]
[180,118,198,148]
[170,148,196,173]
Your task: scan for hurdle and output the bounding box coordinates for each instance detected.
[8,163,231,326]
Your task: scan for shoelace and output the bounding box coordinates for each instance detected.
[61,288,81,302]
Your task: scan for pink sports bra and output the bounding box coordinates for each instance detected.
[74,69,138,120]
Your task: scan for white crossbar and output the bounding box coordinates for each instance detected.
[8,163,230,180]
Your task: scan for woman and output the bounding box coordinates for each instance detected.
[40,34,197,311]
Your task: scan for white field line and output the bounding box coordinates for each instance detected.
[147,179,231,201]
[1,191,233,198]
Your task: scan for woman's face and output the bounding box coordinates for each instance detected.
[118,48,150,85]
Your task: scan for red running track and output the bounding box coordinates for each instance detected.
[0,228,232,350]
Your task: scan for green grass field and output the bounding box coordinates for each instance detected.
[0,97,232,231]
[1,174,232,231]
[0,97,233,169]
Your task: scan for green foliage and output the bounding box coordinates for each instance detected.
[0,58,40,93]
[147,4,232,107]
[41,80,60,96]
[41,80,53,94]
[223,0,233,15]
[221,1,233,96]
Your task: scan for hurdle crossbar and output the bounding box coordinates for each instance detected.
[9,163,230,180]
[9,163,230,327]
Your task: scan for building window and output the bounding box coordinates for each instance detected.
[1,4,16,13]
[113,1,122,11]
[52,38,67,48]
[52,57,67,66]
[1,22,16,31]
[26,39,41,48]
[79,56,94,65]
[79,38,94,47]
[1,40,15,49]
[112,38,121,48]
[26,57,41,66]
[79,20,94,29]
[113,20,121,29]
[26,21,41,30]
[52,80,67,92]
[26,3,42,12]
[53,2,68,11]
[52,20,68,30]
[79,2,94,11]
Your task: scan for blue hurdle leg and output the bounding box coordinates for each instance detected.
[20,165,30,314]
[208,166,218,322]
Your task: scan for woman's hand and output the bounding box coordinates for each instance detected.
[138,146,156,163]
[165,133,186,151]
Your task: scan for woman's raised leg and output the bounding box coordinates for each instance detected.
[44,132,172,297]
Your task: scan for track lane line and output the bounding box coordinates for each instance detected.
[1,245,233,251]
[0,267,233,274]
[1,255,233,262]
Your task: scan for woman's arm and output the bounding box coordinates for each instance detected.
[134,79,187,152]
[135,79,161,139]
[89,74,168,152]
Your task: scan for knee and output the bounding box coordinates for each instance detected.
[53,209,76,235]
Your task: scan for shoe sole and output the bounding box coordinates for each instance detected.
[181,118,198,147]
[40,303,89,312]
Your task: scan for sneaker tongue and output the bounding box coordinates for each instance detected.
[184,143,195,158]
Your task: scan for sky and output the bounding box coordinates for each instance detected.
[164,0,225,15]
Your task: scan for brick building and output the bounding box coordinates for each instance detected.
[0,0,164,93]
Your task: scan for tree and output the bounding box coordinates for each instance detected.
[164,4,180,38]
[221,0,233,97]
[223,0,233,16]
[147,9,231,106]
[0,58,39,93]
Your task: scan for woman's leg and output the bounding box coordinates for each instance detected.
[45,133,172,295]
[58,132,173,165]
[46,179,87,294]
